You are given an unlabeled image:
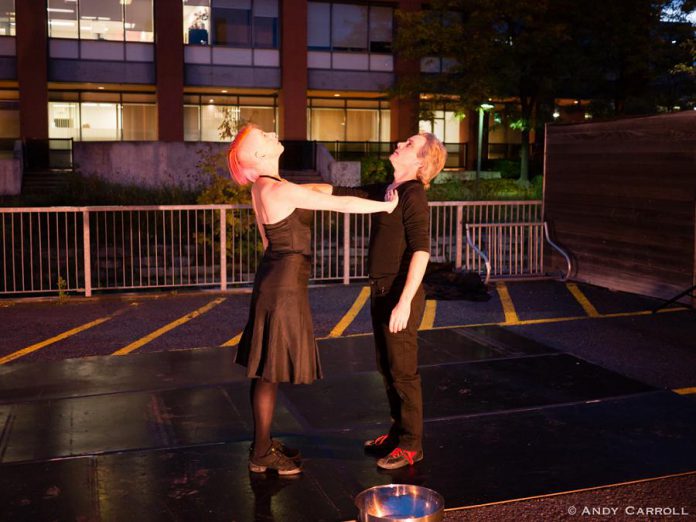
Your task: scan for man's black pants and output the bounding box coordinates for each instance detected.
[370,279,425,452]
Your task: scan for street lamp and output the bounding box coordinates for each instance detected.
[476,103,495,194]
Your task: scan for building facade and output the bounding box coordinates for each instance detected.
[1,0,534,169]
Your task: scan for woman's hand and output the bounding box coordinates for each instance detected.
[385,189,399,214]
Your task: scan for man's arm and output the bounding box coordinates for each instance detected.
[389,250,430,333]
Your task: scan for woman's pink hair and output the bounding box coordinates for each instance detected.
[227,124,259,185]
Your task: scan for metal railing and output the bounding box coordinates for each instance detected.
[465,221,572,284]
[0,201,545,296]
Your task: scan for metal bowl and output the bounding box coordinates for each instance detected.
[355,484,445,522]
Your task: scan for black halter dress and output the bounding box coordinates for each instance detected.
[235,180,322,384]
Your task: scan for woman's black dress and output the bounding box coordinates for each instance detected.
[235,207,322,384]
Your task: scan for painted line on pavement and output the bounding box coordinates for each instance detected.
[566,282,600,317]
[113,298,226,356]
[326,306,689,339]
[222,331,243,347]
[328,286,370,338]
[419,300,437,330]
[0,306,134,365]
[496,281,520,324]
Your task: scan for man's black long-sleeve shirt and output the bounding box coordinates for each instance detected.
[332,180,430,279]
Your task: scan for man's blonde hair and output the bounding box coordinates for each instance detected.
[416,132,448,189]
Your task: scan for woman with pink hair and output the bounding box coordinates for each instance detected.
[227,124,397,475]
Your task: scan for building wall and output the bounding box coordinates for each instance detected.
[73,141,228,189]
[544,111,696,301]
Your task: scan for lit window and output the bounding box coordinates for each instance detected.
[48,0,153,42]
[0,0,15,37]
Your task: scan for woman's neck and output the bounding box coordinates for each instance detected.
[256,161,280,179]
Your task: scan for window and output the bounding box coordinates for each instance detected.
[213,1,251,47]
[0,91,19,139]
[48,0,154,42]
[49,91,157,141]
[369,6,391,53]
[332,4,367,51]
[308,2,392,53]
[183,94,277,141]
[308,98,389,142]
[183,0,278,48]
[0,0,14,37]
[419,105,461,143]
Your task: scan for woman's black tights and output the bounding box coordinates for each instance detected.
[250,378,278,458]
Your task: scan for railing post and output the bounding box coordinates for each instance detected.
[220,208,227,291]
[343,213,350,285]
[455,204,463,270]
[82,209,92,297]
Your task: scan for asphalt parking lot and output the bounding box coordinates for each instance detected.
[1,279,695,521]
[1,279,695,393]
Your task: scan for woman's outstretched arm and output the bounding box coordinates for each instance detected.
[276,182,397,214]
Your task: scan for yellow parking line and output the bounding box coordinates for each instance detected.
[222,331,243,347]
[328,286,370,338]
[673,387,696,395]
[0,316,113,365]
[419,300,437,330]
[566,282,600,317]
[113,298,226,356]
[320,306,689,340]
[496,281,520,324]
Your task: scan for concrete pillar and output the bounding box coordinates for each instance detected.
[16,0,48,140]
[461,110,478,170]
[155,0,184,141]
[279,0,308,140]
[390,0,421,142]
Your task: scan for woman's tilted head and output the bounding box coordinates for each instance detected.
[227,124,259,185]
[227,124,284,185]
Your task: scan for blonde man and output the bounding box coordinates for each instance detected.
[313,132,447,469]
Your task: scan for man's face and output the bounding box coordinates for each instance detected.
[390,134,426,171]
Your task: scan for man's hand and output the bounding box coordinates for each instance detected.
[389,299,411,333]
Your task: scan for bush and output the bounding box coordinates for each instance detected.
[427,177,543,201]
[361,157,393,185]
[485,159,520,179]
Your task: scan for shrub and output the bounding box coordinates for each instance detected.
[361,157,393,185]
[427,177,543,201]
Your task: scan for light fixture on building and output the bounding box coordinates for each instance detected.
[221,90,228,93]
[573,100,579,105]
[120,0,133,5]
[98,86,104,90]
[552,110,560,119]
[209,99,214,103]
[584,112,592,119]
[333,93,340,97]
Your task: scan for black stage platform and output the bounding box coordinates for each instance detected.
[1,326,696,521]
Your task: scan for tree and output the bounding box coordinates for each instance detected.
[393,0,694,183]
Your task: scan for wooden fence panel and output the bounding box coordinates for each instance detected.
[544,111,696,301]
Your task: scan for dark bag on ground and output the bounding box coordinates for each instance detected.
[422,262,490,301]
